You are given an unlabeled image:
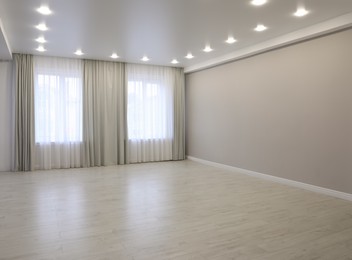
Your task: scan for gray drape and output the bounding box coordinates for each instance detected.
[83,60,127,166]
[172,68,186,160]
[14,54,35,171]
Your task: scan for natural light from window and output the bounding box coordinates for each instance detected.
[35,74,82,143]
[127,80,171,140]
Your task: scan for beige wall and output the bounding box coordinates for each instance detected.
[186,29,352,194]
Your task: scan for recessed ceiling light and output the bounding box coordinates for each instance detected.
[111,53,119,59]
[294,8,309,17]
[141,56,149,62]
[254,24,267,32]
[36,23,48,31]
[37,6,52,15]
[36,45,46,52]
[251,0,267,6]
[203,45,213,52]
[225,36,237,44]
[74,49,84,56]
[36,36,46,43]
[171,59,179,64]
[185,53,194,59]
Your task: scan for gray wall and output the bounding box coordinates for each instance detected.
[186,29,352,194]
[0,61,13,172]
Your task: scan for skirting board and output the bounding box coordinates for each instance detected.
[187,156,352,202]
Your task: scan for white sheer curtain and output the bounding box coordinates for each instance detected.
[33,56,83,170]
[126,64,174,163]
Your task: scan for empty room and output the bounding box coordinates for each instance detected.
[1,0,352,259]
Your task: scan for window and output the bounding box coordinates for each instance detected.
[127,79,173,140]
[34,57,83,144]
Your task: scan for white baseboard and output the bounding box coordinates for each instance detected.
[187,156,352,202]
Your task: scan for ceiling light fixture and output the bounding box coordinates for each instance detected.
[185,53,194,59]
[141,56,149,62]
[171,59,179,64]
[254,24,267,32]
[74,49,84,56]
[203,45,213,52]
[111,53,119,59]
[37,6,52,15]
[36,45,46,52]
[225,36,237,44]
[36,23,48,31]
[251,0,267,6]
[36,36,47,43]
[294,8,309,17]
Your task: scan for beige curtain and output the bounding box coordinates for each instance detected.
[14,54,35,171]
[172,68,186,160]
[83,60,126,166]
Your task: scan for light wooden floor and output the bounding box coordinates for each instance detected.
[1,160,352,260]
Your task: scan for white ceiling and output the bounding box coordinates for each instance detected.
[1,0,352,70]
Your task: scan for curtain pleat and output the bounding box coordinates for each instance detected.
[173,68,186,160]
[14,54,35,171]
[83,60,126,166]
